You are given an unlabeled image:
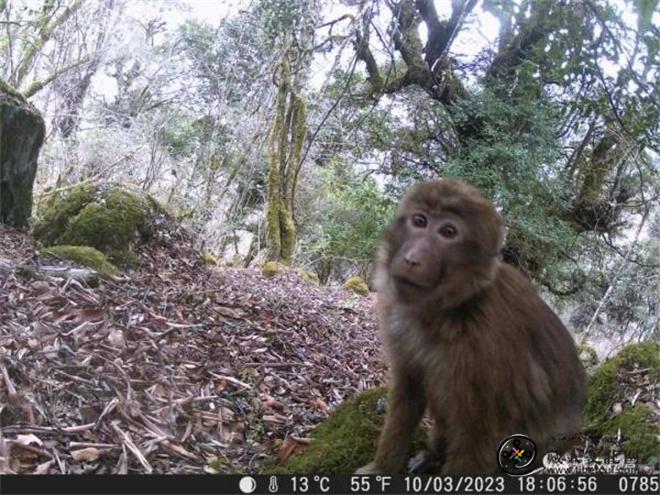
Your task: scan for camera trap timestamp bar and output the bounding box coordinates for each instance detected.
[1,474,659,494]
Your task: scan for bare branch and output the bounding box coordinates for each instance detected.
[354,24,384,93]
[417,0,478,74]
[354,0,469,104]
[11,0,84,87]
[316,14,354,30]
[22,56,91,97]
[486,2,551,82]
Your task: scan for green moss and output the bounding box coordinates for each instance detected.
[202,252,219,266]
[33,183,97,246]
[586,342,660,425]
[265,195,282,259]
[262,261,286,277]
[42,245,117,278]
[266,388,425,474]
[279,209,296,262]
[577,344,599,367]
[33,184,155,266]
[344,276,369,296]
[609,405,659,462]
[585,342,660,462]
[61,198,145,262]
[0,78,25,102]
[299,270,319,283]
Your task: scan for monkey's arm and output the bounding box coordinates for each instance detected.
[356,366,426,474]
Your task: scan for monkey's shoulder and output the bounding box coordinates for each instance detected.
[491,263,538,302]
[493,265,578,340]
[486,264,565,329]
[492,265,586,395]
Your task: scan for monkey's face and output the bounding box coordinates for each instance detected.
[388,211,464,296]
[382,180,504,303]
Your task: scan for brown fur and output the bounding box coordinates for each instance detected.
[357,180,586,474]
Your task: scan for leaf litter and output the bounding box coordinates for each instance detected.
[0,224,385,473]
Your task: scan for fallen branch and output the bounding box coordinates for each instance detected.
[111,421,153,474]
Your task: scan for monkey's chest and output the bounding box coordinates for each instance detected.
[385,317,501,407]
[385,317,456,383]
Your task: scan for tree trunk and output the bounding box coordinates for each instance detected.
[265,53,307,263]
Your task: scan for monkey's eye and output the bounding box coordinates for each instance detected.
[439,224,458,238]
[412,214,428,228]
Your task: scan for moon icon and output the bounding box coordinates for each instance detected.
[239,476,257,494]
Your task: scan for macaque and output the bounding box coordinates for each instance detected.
[357,179,586,474]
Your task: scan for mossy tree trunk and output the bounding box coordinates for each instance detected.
[0,81,46,228]
[266,50,307,263]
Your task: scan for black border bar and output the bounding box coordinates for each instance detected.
[1,474,658,494]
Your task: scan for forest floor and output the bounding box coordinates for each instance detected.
[0,224,385,474]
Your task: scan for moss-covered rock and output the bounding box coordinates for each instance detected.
[299,270,319,283]
[262,261,286,277]
[61,189,149,257]
[1,82,45,228]
[33,183,165,266]
[585,341,659,462]
[344,276,369,296]
[42,245,118,278]
[33,183,97,245]
[201,252,219,266]
[267,388,426,474]
[608,404,659,463]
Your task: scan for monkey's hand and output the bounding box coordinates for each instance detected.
[355,462,382,474]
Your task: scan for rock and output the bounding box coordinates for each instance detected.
[262,261,286,277]
[298,270,319,283]
[344,276,369,296]
[33,183,168,266]
[41,245,118,278]
[201,252,219,266]
[266,387,427,474]
[0,82,45,228]
[585,341,660,463]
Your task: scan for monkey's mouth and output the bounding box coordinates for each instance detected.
[392,275,429,292]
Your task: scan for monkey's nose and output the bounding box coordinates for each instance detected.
[404,255,420,267]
